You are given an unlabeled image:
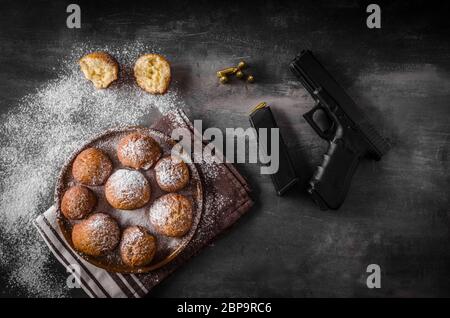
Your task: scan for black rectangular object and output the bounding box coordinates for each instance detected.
[249,104,299,196]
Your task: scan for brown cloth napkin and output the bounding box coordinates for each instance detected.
[34,108,253,297]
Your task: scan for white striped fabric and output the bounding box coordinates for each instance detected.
[33,206,147,298]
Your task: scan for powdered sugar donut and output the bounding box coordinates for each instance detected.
[154,156,190,192]
[148,193,193,237]
[61,185,96,220]
[117,132,161,170]
[72,148,113,186]
[72,213,120,257]
[105,169,151,210]
[120,226,157,267]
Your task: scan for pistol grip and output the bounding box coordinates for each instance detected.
[308,139,361,210]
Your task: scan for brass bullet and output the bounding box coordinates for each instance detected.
[246,75,255,83]
[235,70,244,79]
[219,76,229,84]
[237,61,247,70]
[249,102,267,114]
[216,67,238,78]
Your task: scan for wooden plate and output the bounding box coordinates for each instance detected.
[55,127,203,273]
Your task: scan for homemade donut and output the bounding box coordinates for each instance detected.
[72,148,113,186]
[148,193,193,237]
[134,54,171,94]
[117,132,161,170]
[61,185,96,220]
[105,169,151,210]
[71,213,120,257]
[154,156,190,192]
[120,226,157,267]
[79,52,119,89]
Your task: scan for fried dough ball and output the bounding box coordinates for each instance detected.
[72,213,120,256]
[154,156,190,192]
[61,185,96,220]
[72,148,113,186]
[117,132,161,170]
[105,169,151,210]
[120,226,157,267]
[148,193,193,237]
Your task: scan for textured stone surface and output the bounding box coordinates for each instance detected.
[0,0,449,297]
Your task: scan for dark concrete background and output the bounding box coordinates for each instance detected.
[0,0,449,297]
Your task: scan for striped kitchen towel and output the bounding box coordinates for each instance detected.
[34,109,253,298]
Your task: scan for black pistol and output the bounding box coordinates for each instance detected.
[290,50,390,210]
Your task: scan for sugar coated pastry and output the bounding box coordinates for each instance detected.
[105,169,151,210]
[61,185,96,220]
[117,132,161,170]
[72,213,120,256]
[148,193,193,237]
[72,148,113,186]
[154,156,190,192]
[120,226,157,267]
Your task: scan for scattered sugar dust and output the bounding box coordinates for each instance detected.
[0,42,188,297]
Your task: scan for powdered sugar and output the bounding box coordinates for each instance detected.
[118,134,160,170]
[120,138,150,163]
[165,111,187,129]
[122,227,146,244]
[81,213,120,252]
[205,192,231,214]
[106,169,149,202]
[148,196,173,227]
[155,156,188,188]
[148,194,192,229]
[202,163,221,180]
[0,42,187,296]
